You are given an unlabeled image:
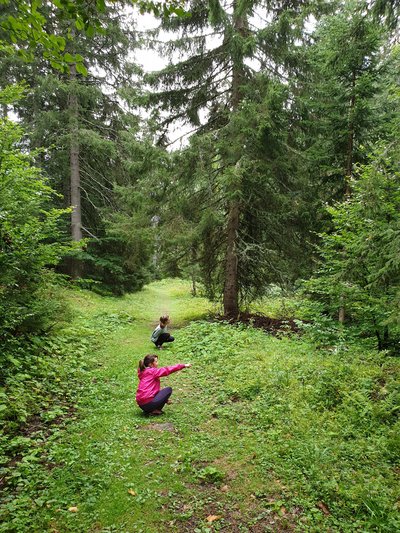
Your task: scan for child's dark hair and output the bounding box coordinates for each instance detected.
[138,354,158,371]
[160,315,169,325]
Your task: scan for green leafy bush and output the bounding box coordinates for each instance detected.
[0,87,71,346]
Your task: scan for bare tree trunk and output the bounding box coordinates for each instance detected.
[191,246,197,297]
[191,277,197,297]
[222,2,246,318]
[69,62,82,278]
[223,200,240,317]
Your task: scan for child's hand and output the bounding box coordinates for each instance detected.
[185,363,192,368]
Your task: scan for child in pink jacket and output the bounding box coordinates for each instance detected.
[136,354,191,415]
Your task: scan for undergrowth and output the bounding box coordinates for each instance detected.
[0,292,135,530]
[173,321,400,532]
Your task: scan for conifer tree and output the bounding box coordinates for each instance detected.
[0,2,150,291]
[372,0,400,30]
[305,136,400,350]
[303,1,385,200]
[300,1,390,323]
[145,0,328,316]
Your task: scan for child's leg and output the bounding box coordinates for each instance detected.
[155,333,171,347]
[151,387,172,410]
[165,335,174,344]
[140,387,173,413]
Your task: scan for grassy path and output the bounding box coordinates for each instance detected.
[40,279,298,533]
[41,279,271,532]
[6,279,400,532]
[45,279,218,532]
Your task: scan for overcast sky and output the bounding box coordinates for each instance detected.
[134,13,168,71]
[129,9,317,149]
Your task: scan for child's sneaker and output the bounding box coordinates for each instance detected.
[149,409,164,416]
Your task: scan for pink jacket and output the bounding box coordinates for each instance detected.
[136,364,186,405]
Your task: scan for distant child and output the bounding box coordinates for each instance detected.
[136,354,191,415]
[151,315,174,349]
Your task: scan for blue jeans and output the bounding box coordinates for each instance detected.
[139,387,172,413]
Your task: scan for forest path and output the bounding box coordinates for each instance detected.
[40,279,283,532]
[38,279,267,532]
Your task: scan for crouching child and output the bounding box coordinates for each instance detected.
[136,354,191,415]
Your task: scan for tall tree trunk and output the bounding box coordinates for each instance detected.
[69,62,82,278]
[222,3,246,318]
[223,200,240,317]
[191,246,197,297]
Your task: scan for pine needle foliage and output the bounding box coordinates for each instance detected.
[305,138,400,351]
[143,0,330,315]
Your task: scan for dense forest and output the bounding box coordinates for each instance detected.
[2,0,399,333]
[0,0,399,531]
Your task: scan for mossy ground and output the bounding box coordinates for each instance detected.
[1,279,399,532]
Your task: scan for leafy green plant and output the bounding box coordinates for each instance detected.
[2,280,400,532]
[0,86,73,364]
[195,466,225,485]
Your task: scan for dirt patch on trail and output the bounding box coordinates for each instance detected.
[216,312,307,336]
[141,422,175,432]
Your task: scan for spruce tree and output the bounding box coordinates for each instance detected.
[144,0,327,316]
[300,1,390,322]
[303,0,385,200]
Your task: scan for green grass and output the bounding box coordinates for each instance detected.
[1,279,399,532]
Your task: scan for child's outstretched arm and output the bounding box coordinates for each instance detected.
[153,363,191,378]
